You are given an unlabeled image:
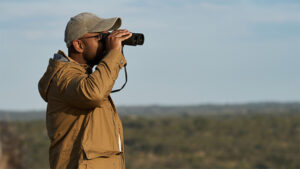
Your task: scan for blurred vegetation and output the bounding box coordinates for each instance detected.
[123,114,300,169]
[0,120,48,169]
[1,112,300,169]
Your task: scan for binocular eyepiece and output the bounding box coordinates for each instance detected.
[102,33,144,46]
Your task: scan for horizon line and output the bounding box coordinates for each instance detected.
[1,100,300,113]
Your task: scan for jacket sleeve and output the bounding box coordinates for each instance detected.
[56,49,127,109]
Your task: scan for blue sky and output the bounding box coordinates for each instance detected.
[0,0,299,110]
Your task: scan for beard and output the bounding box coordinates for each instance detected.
[92,49,107,65]
[86,43,107,67]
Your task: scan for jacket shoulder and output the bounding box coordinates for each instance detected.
[49,62,86,89]
[56,62,87,78]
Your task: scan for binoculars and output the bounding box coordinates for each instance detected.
[102,33,144,46]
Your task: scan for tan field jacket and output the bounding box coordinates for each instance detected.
[38,49,127,169]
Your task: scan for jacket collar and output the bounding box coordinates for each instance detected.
[55,50,93,73]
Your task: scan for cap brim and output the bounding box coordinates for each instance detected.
[90,17,122,33]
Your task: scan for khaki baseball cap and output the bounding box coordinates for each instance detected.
[64,12,122,47]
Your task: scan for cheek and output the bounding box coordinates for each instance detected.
[92,45,99,57]
[87,43,99,59]
[83,48,96,62]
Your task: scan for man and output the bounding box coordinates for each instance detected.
[38,12,132,169]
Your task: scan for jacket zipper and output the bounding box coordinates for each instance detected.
[108,96,118,149]
[109,97,124,169]
[121,153,124,169]
[111,107,118,150]
[112,112,124,169]
[119,125,124,169]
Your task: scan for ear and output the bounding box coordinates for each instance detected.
[72,40,85,53]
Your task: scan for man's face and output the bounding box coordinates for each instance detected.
[80,32,108,66]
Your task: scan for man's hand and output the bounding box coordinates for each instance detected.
[106,29,132,52]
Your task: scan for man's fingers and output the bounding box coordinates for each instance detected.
[111,32,131,38]
[107,30,132,41]
[112,32,131,38]
[118,33,132,41]
[105,29,132,52]
[109,29,129,36]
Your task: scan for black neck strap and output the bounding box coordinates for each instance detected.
[111,63,128,93]
[111,47,128,93]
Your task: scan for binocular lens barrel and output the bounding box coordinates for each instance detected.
[102,32,144,46]
[122,33,144,46]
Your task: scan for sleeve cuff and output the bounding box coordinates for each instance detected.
[100,49,127,69]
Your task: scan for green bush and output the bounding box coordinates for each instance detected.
[1,113,300,169]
